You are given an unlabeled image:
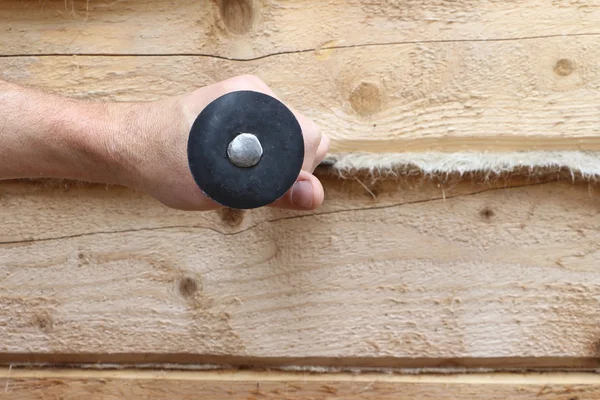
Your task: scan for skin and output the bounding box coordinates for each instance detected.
[0,75,329,211]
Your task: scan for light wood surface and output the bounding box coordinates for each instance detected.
[2,1,600,153]
[2,369,600,399]
[2,0,600,58]
[2,175,600,367]
[2,34,600,153]
[3,0,600,373]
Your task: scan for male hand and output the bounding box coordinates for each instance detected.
[0,76,329,211]
[116,75,329,211]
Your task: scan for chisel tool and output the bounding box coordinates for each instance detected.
[187,90,305,209]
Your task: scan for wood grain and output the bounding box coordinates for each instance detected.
[2,176,600,366]
[3,0,600,372]
[2,35,599,153]
[1,0,599,58]
[2,369,600,399]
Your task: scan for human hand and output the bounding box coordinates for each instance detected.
[119,75,329,211]
[0,76,328,211]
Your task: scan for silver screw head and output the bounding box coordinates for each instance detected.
[227,133,263,168]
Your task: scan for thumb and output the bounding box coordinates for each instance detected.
[269,170,325,210]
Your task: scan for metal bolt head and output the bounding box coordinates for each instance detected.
[227,133,263,168]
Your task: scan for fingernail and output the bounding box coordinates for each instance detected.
[291,181,314,209]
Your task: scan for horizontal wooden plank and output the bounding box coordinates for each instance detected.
[2,0,599,58]
[2,174,600,367]
[0,174,540,243]
[2,36,599,153]
[2,369,600,399]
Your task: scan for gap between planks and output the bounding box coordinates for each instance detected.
[1,355,600,371]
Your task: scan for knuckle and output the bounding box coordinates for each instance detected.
[310,124,322,147]
[319,137,330,155]
[236,74,266,88]
[221,75,271,95]
[315,124,322,139]
[219,74,270,96]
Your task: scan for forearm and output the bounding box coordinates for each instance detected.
[0,80,134,184]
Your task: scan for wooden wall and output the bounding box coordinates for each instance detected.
[2,0,600,152]
[2,1,600,398]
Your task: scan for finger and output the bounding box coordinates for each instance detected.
[293,113,322,171]
[312,134,330,172]
[269,170,325,210]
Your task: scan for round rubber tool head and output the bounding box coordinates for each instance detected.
[187,90,305,209]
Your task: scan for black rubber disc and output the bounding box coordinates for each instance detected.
[187,90,305,209]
